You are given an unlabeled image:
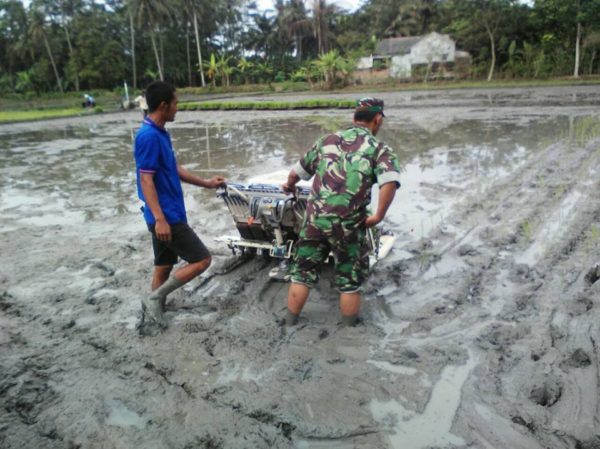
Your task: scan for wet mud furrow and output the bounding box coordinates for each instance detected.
[358,133,600,448]
[1,87,600,448]
[453,137,600,448]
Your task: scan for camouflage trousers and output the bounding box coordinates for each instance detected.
[289,217,370,292]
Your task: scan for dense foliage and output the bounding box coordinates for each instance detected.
[1,0,599,94]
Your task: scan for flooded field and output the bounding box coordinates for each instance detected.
[1,86,599,449]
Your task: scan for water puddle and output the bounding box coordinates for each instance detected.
[516,189,583,266]
[105,399,147,429]
[367,360,419,376]
[0,113,593,242]
[370,354,476,449]
[217,362,268,385]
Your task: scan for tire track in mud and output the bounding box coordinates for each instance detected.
[363,136,600,448]
[176,134,600,449]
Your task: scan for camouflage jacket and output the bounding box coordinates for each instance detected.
[293,125,401,227]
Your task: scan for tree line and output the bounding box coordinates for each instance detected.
[1,0,599,95]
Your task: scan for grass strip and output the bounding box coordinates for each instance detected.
[0,107,102,124]
[178,81,310,96]
[178,99,355,111]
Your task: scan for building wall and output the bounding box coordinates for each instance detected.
[410,32,456,65]
[357,56,373,70]
[357,33,464,81]
[353,68,390,83]
[390,55,412,78]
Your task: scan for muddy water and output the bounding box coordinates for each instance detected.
[0,109,587,240]
[1,87,600,449]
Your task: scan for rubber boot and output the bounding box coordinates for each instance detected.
[141,296,167,328]
[142,276,183,327]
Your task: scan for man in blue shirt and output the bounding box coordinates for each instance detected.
[134,81,225,328]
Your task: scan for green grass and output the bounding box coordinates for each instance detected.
[0,107,101,123]
[0,89,121,110]
[178,81,310,96]
[179,76,600,97]
[3,75,599,122]
[178,99,355,111]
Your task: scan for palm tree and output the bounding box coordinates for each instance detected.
[28,3,63,93]
[203,53,218,87]
[380,2,421,37]
[191,6,206,86]
[315,49,342,89]
[57,0,81,91]
[180,0,211,87]
[124,0,138,89]
[255,60,273,84]
[245,12,275,56]
[283,0,311,61]
[217,54,233,86]
[311,0,338,55]
[237,57,254,84]
[1,0,29,83]
[134,0,172,81]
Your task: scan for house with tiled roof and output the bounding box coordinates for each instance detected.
[356,32,471,80]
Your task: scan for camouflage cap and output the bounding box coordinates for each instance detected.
[355,97,385,117]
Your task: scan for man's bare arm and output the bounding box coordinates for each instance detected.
[178,165,225,188]
[364,182,397,228]
[140,172,171,241]
[282,170,301,195]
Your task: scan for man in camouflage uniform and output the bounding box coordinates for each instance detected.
[282,98,401,327]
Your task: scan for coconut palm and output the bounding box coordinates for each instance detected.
[55,0,82,91]
[311,0,338,55]
[28,2,63,93]
[134,0,173,81]
[283,0,311,61]
[180,0,212,87]
[124,0,138,89]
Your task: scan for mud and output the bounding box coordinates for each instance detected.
[1,85,599,448]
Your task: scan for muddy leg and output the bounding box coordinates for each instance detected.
[152,265,173,290]
[286,282,310,325]
[339,292,360,327]
[173,256,212,284]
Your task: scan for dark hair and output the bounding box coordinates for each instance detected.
[145,81,175,112]
[354,110,379,123]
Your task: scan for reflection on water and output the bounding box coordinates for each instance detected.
[0,114,598,239]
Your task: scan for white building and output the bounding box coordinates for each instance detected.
[358,32,469,80]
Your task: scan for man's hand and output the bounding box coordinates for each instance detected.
[364,214,383,228]
[206,176,226,188]
[282,182,297,196]
[364,182,397,228]
[155,217,172,241]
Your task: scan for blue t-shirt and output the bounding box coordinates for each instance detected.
[134,118,187,225]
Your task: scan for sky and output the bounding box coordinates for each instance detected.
[255,0,364,14]
[255,0,532,14]
[20,0,533,14]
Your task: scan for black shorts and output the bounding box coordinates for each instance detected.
[147,222,210,266]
